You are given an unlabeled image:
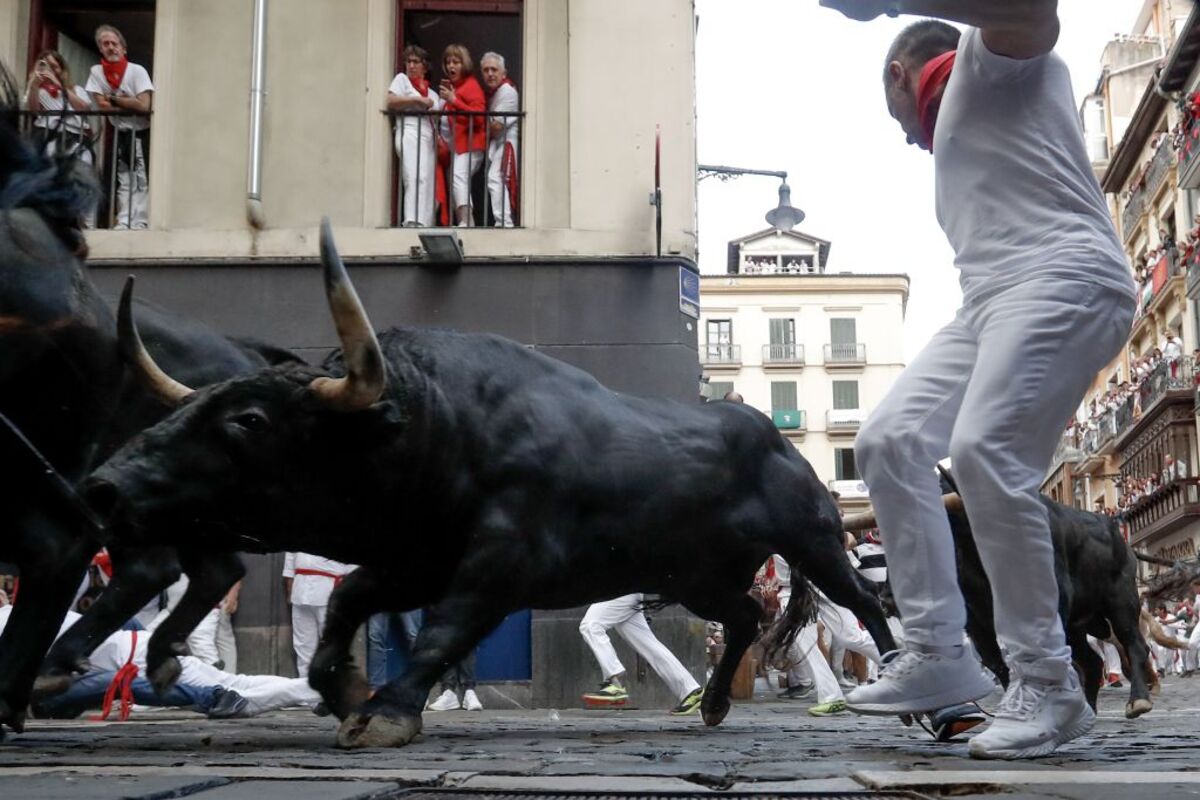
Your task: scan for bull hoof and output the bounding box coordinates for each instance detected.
[701,697,730,727]
[32,673,75,699]
[149,657,182,695]
[1125,698,1153,719]
[0,700,26,736]
[325,669,372,722]
[335,712,422,749]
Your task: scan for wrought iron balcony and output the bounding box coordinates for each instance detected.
[1121,191,1145,241]
[762,343,806,367]
[823,342,866,365]
[1124,477,1200,547]
[701,343,742,366]
[1145,135,1174,199]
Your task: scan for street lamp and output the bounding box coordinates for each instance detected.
[698,164,805,232]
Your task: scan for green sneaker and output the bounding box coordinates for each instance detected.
[582,680,629,706]
[669,688,703,715]
[807,699,848,717]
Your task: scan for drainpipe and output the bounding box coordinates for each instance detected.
[246,0,267,229]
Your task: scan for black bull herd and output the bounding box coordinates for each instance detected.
[0,120,1163,752]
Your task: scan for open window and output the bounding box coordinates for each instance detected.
[389,0,524,228]
[26,0,156,230]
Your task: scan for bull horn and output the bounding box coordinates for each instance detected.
[118,276,194,406]
[309,218,386,411]
[843,492,965,532]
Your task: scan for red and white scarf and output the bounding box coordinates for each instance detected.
[102,55,129,92]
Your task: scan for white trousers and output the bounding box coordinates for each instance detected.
[397,124,436,226]
[215,609,237,673]
[779,589,842,704]
[579,594,700,702]
[486,144,516,227]
[179,656,320,714]
[186,608,220,666]
[856,279,1133,681]
[113,133,148,230]
[452,149,483,214]
[291,603,327,678]
[818,596,882,665]
[1086,636,1121,677]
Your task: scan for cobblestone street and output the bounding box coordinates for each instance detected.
[1,674,1199,799]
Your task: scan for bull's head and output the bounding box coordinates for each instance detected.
[84,219,388,549]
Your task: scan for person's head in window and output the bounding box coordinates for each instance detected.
[480,52,507,92]
[443,44,474,84]
[30,49,68,88]
[403,45,431,84]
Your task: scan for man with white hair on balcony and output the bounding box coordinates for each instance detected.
[481,52,519,227]
[85,24,153,230]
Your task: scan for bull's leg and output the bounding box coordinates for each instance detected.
[145,550,244,694]
[37,544,180,697]
[337,593,505,749]
[0,513,94,735]
[308,567,396,720]
[1108,603,1154,719]
[1068,630,1102,711]
[682,592,761,728]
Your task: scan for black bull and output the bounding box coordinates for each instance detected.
[0,109,301,732]
[849,470,1154,720]
[82,220,897,748]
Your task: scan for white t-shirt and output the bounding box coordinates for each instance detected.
[85,61,154,131]
[33,84,91,136]
[487,82,520,157]
[387,73,440,138]
[934,28,1134,305]
[282,552,353,606]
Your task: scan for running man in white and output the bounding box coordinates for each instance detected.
[579,594,703,715]
[823,0,1136,759]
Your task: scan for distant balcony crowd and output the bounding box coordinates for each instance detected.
[1061,339,1194,462]
[740,256,817,275]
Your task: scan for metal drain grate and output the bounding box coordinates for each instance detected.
[390,791,931,800]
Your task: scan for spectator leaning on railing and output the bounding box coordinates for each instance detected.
[24,49,96,228]
[481,52,519,228]
[438,44,486,227]
[388,45,441,228]
[85,24,153,230]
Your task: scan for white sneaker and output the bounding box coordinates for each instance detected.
[846,645,995,716]
[426,689,461,712]
[968,666,1095,760]
[462,689,483,711]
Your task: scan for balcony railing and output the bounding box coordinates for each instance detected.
[1177,98,1200,189]
[1145,135,1174,198]
[1121,191,1145,240]
[824,342,866,365]
[702,344,742,366]
[762,343,805,366]
[772,409,807,430]
[1124,477,1200,545]
[17,108,152,230]
[828,478,869,500]
[383,109,524,229]
[826,408,865,430]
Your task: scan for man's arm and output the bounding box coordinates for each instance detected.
[112,89,152,114]
[820,0,1059,60]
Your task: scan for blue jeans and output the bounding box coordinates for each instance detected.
[35,670,218,718]
[366,610,422,689]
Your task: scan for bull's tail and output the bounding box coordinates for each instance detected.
[762,566,818,661]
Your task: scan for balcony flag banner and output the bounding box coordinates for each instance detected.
[1152,254,1168,295]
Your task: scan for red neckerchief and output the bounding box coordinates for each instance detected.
[41,80,60,99]
[90,630,139,722]
[102,55,129,91]
[916,50,956,153]
[411,76,430,97]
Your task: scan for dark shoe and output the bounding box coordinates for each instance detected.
[206,688,251,719]
[927,702,986,742]
[776,683,815,700]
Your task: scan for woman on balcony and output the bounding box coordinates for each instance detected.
[388,45,441,228]
[23,51,96,226]
[439,44,487,227]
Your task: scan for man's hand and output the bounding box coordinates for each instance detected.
[819,0,894,21]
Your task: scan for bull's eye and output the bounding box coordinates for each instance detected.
[229,410,270,433]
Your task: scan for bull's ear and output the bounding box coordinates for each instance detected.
[118,276,194,406]
[308,219,386,411]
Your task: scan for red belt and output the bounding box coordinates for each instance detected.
[295,568,343,586]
